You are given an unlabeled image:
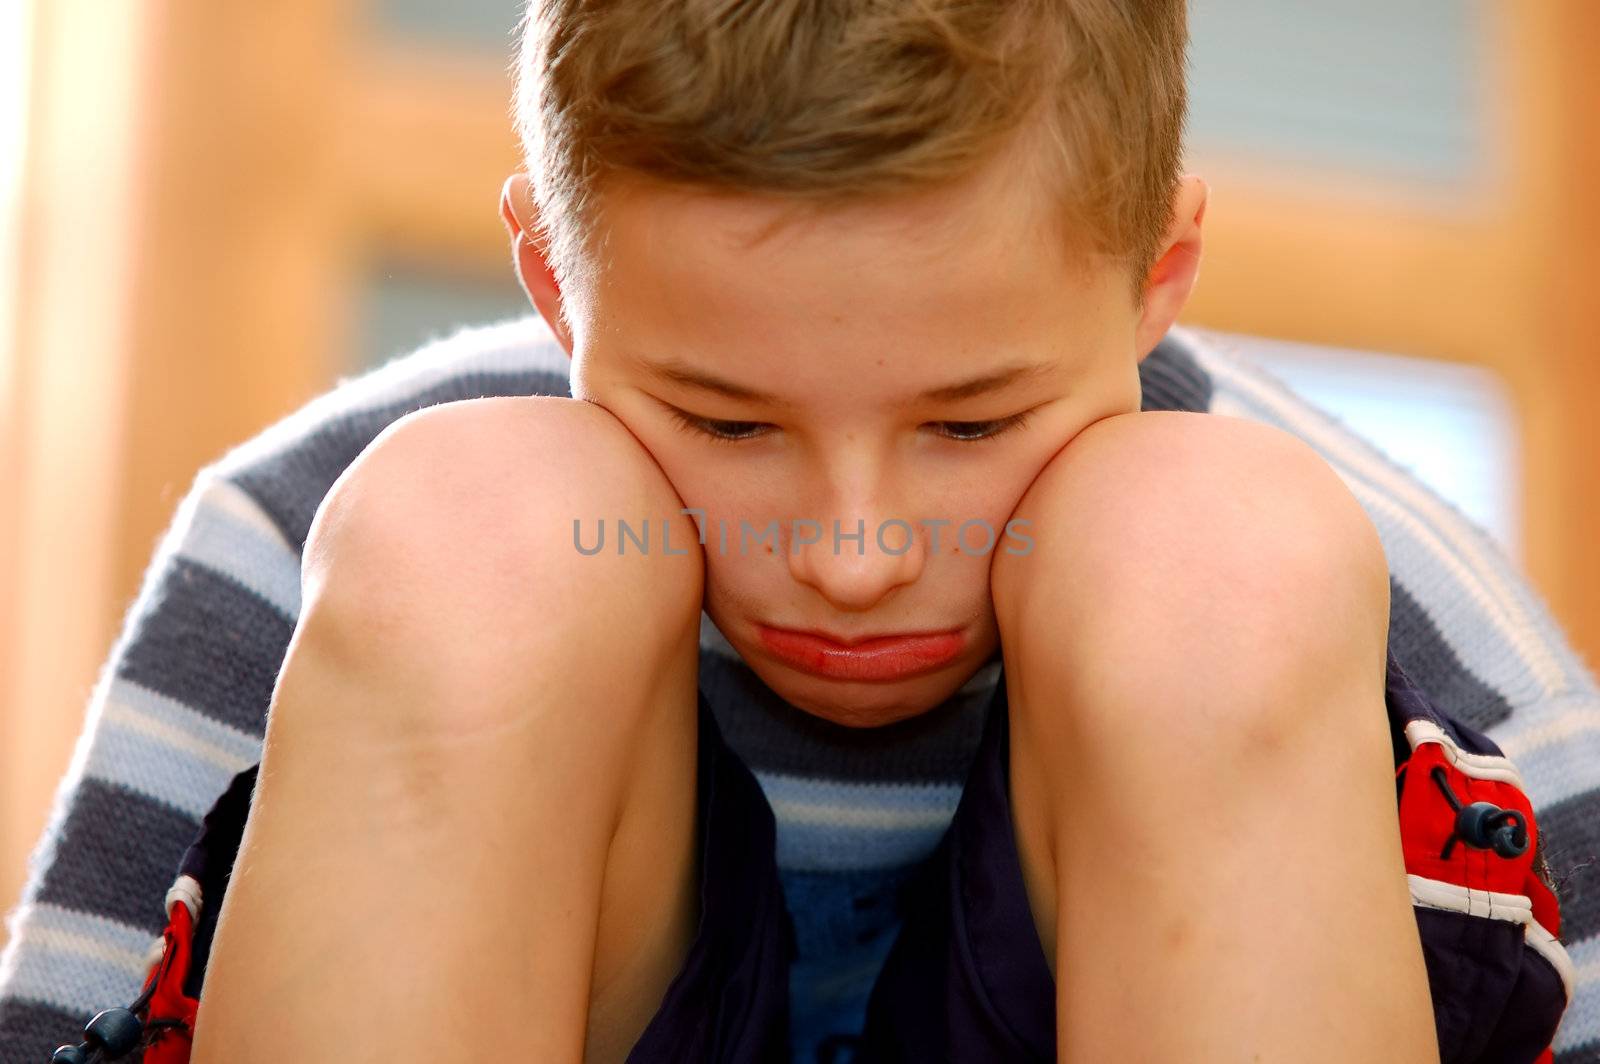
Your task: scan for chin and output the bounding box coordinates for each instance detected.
[754,661,980,729]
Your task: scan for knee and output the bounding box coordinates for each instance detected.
[992,410,1391,753]
[300,396,704,686]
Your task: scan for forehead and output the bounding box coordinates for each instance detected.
[582,163,1122,365]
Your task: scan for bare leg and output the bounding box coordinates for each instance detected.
[992,411,1438,1063]
[192,397,705,1064]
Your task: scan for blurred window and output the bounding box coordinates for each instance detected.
[357,258,531,371]
[1188,0,1491,192]
[368,0,521,52]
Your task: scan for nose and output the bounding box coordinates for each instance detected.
[786,510,927,612]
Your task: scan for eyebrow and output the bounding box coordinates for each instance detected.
[917,361,1054,403]
[638,358,1054,407]
[642,360,792,406]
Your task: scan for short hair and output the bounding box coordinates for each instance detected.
[513,0,1188,309]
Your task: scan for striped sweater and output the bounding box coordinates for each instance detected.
[1,319,1598,1063]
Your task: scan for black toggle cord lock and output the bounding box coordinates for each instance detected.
[47,968,185,1063]
[49,1005,142,1063]
[1430,764,1530,861]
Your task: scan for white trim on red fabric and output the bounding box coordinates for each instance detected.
[1408,873,1533,923]
[1407,873,1576,1002]
[165,874,202,923]
[144,874,205,979]
[1526,917,1577,1002]
[1403,720,1527,788]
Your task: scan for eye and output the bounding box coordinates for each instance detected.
[667,407,772,443]
[926,410,1033,442]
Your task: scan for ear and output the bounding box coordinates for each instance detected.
[1133,174,1208,360]
[499,174,575,356]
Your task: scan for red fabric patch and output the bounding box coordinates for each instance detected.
[1397,743,1539,898]
[140,901,200,1063]
[1398,741,1565,1058]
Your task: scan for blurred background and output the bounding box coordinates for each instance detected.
[0,0,1596,946]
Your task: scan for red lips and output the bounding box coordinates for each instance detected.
[755,625,966,682]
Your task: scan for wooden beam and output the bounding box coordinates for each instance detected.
[1180,160,1515,371]
[343,47,522,273]
[108,0,355,597]
[1494,1,1600,674]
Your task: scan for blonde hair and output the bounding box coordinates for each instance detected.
[513,0,1188,308]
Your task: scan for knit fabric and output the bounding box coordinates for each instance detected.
[0,318,1597,1063]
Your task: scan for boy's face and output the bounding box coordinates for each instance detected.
[501,159,1206,728]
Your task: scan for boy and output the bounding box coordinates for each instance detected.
[5,1,1584,1062]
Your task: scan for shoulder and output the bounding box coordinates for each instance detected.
[200,315,571,555]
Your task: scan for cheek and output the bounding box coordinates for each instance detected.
[703,550,762,590]
[699,547,791,633]
[933,483,1036,545]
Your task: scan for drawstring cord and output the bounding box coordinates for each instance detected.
[1430,764,1530,861]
